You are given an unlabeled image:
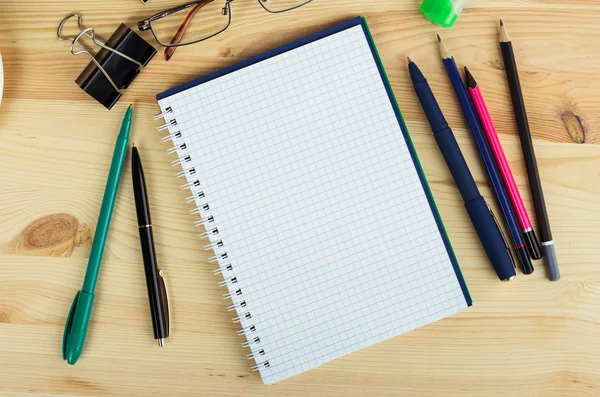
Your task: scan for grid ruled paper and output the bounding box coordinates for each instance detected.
[158,24,469,384]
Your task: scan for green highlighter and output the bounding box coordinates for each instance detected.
[420,0,466,28]
[62,105,132,365]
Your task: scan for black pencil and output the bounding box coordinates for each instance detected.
[499,20,560,281]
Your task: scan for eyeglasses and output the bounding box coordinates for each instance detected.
[138,0,314,61]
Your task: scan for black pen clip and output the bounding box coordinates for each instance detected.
[158,269,171,337]
[487,205,517,271]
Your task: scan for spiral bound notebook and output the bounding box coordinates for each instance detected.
[154,17,471,384]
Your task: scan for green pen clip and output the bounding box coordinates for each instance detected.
[62,290,95,364]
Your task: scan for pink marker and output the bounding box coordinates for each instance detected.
[465,67,542,260]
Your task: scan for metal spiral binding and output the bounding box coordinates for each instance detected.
[157,119,177,131]
[251,361,271,371]
[237,325,256,336]
[154,108,269,372]
[154,106,173,120]
[181,180,200,191]
[242,336,261,347]
[227,300,246,311]
[167,143,185,155]
[186,191,205,203]
[213,263,232,275]
[162,131,182,143]
[204,240,223,250]
[218,276,237,288]
[246,349,265,360]
[199,228,219,239]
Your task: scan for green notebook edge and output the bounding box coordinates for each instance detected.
[360,16,472,306]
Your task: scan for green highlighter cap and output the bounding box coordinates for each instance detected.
[420,0,465,28]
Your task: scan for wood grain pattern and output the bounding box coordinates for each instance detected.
[1,0,600,396]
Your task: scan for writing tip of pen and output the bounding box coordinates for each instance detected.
[407,56,412,63]
[436,33,441,43]
[158,338,164,347]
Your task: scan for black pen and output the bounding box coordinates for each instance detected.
[132,145,170,346]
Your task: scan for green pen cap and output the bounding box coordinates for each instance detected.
[420,0,465,28]
[62,291,95,365]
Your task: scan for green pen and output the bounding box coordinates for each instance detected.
[62,105,132,365]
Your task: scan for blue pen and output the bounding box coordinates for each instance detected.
[408,57,515,281]
[437,35,533,275]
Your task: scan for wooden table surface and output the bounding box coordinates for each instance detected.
[1,0,600,396]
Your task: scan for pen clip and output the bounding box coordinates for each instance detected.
[158,269,171,337]
[488,205,517,270]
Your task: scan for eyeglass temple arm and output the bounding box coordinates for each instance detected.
[138,1,208,30]
[164,1,208,61]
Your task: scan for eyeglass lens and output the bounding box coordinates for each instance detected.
[150,0,232,47]
[150,0,313,48]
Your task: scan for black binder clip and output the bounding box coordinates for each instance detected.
[57,13,157,110]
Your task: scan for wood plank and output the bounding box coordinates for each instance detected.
[2,1,600,396]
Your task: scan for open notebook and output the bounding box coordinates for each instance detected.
[154,17,471,384]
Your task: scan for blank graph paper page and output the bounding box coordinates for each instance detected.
[157,20,470,384]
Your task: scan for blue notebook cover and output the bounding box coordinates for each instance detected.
[158,16,471,305]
